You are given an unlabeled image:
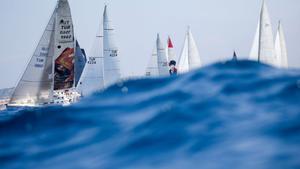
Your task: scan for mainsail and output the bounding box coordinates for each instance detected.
[275,21,288,68]
[249,0,277,66]
[156,34,169,76]
[77,24,105,96]
[74,40,87,87]
[145,45,159,77]
[54,0,75,90]
[9,8,56,105]
[178,27,201,73]
[103,5,121,87]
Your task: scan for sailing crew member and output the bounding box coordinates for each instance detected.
[169,60,177,76]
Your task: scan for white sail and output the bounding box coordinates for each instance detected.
[187,28,201,70]
[53,0,75,90]
[249,0,277,66]
[76,25,105,96]
[178,34,189,73]
[275,22,288,68]
[156,34,169,76]
[103,5,121,87]
[178,27,201,73]
[145,45,159,77]
[249,23,260,61]
[9,9,56,106]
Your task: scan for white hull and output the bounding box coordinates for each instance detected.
[8,88,80,108]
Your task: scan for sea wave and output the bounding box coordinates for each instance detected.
[0,60,300,169]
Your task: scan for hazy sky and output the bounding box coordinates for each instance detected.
[0,0,299,88]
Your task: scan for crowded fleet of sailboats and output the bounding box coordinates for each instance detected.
[0,0,291,109]
[8,0,122,107]
[145,27,203,77]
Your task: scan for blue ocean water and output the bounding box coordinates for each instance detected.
[0,60,300,169]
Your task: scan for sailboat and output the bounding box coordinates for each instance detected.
[9,0,80,107]
[178,27,202,73]
[232,51,238,61]
[156,34,169,76]
[146,36,176,77]
[249,0,278,66]
[103,5,121,87]
[145,45,159,77]
[77,5,120,96]
[275,21,288,68]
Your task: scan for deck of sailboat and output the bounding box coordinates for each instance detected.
[0,99,9,106]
